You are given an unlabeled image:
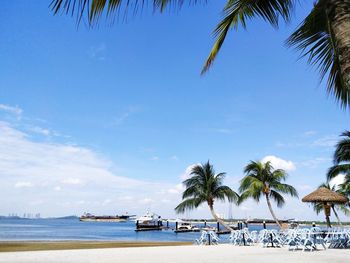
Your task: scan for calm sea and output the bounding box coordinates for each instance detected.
[0,218,270,242]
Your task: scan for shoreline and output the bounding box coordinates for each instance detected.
[0,241,192,253]
[0,244,349,263]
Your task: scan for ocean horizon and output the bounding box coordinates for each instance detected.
[0,218,276,242]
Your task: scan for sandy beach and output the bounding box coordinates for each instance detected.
[0,244,349,263]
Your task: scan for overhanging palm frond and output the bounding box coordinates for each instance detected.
[333,131,350,164]
[202,0,296,73]
[271,183,298,197]
[50,0,205,25]
[327,164,350,181]
[286,2,350,109]
[270,190,285,207]
[213,185,240,202]
[174,197,203,213]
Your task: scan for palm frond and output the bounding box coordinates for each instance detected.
[269,190,285,208]
[313,202,324,215]
[286,1,350,109]
[213,185,239,203]
[202,0,296,73]
[271,183,298,197]
[327,164,350,181]
[50,0,205,25]
[333,131,350,164]
[174,197,204,214]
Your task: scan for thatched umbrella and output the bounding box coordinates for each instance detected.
[302,187,349,228]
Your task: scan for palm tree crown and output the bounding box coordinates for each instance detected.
[239,161,298,228]
[175,161,239,230]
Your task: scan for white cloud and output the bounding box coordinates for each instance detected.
[329,174,345,189]
[150,156,159,161]
[0,104,23,118]
[167,184,184,194]
[14,181,33,188]
[138,198,154,205]
[0,121,176,217]
[261,155,296,171]
[170,155,178,161]
[61,178,83,185]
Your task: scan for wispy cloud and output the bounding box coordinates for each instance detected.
[312,135,338,147]
[14,181,34,188]
[88,43,106,61]
[0,104,23,119]
[0,121,180,217]
[212,128,233,134]
[29,126,51,136]
[302,130,317,137]
[299,157,331,168]
[111,106,138,126]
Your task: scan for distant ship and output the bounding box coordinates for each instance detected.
[79,212,135,222]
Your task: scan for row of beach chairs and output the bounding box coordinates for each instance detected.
[195,227,350,251]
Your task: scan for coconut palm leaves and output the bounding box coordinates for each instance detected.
[175,161,239,230]
[239,161,298,228]
[287,1,350,109]
[327,131,350,186]
[202,0,296,73]
[51,0,350,109]
[50,0,203,24]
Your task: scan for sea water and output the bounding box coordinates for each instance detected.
[0,218,271,242]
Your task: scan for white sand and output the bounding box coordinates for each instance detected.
[0,244,349,263]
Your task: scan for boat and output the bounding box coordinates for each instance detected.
[135,211,163,231]
[174,220,200,233]
[79,212,135,222]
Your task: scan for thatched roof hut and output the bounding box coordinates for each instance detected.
[302,187,349,228]
[302,187,349,204]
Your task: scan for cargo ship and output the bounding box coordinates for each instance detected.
[79,212,135,222]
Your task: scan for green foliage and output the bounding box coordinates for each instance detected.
[51,0,350,109]
[50,0,204,24]
[239,161,298,207]
[287,1,349,109]
[202,0,296,73]
[175,161,239,214]
[327,131,350,197]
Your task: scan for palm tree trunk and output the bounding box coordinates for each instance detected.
[324,203,332,228]
[209,205,233,231]
[331,205,343,226]
[265,194,282,229]
[326,0,350,86]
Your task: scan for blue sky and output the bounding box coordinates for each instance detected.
[0,1,349,220]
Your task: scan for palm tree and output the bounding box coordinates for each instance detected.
[313,183,350,225]
[174,161,239,231]
[327,131,350,188]
[50,0,350,108]
[239,161,298,229]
